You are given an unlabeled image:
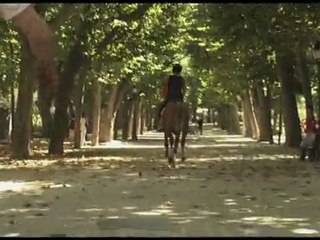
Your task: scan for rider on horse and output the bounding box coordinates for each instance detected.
[157,63,186,131]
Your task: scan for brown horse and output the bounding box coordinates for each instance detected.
[162,101,189,168]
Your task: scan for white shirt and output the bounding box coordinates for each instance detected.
[0,4,31,20]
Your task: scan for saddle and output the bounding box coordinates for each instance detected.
[162,101,188,133]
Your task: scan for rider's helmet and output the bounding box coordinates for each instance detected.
[172,64,182,74]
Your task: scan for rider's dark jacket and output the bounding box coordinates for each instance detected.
[162,75,185,102]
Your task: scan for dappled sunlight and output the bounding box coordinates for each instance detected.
[214,135,256,143]
[2,233,20,237]
[253,154,296,161]
[85,140,130,149]
[106,216,126,219]
[292,228,319,234]
[123,206,138,210]
[224,199,238,206]
[0,180,51,195]
[0,125,318,237]
[222,216,312,231]
[188,209,221,216]
[132,209,172,216]
[0,207,49,214]
[77,208,104,213]
[187,143,253,148]
[230,208,253,214]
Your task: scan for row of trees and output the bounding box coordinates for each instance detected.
[188,4,320,147]
[0,3,319,159]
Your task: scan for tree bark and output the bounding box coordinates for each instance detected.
[140,102,146,135]
[145,104,152,131]
[217,105,228,130]
[296,46,313,110]
[99,85,118,143]
[49,41,86,155]
[114,110,120,140]
[132,98,141,141]
[250,83,273,143]
[73,62,90,149]
[91,80,101,146]
[37,83,53,138]
[276,49,301,147]
[10,82,15,141]
[122,98,134,140]
[241,90,254,138]
[207,108,211,123]
[225,103,241,134]
[11,37,36,159]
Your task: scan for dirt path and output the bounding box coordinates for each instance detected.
[0,125,320,237]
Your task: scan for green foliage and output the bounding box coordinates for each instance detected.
[2,3,320,112]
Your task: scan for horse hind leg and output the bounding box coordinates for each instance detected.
[181,130,187,162]
[168,133,176,168]
[164,131,169,158]
[174,132,181,160]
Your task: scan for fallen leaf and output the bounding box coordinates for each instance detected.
[130,195,144,199]
[34,212,45,216]
[301,192,312,197]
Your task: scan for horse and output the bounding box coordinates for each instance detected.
[162,101,189,168]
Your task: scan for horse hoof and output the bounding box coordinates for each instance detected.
[168,158,176,168]
[168,163,176,169]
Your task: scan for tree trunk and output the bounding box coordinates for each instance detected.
[121,99,129,140]
[36,61,57,138]
[11,37,36,159]
[217,105,228,130]
[250,84,273,143]
[122,98,134,140]
[225,103,241,134]
[241,90,254,138]
[132,98,141,141]
[276,49,301,147]
[140,102,146,135]
[49,41,86,155]
[37,88,53,138]
[207,108,211,123]
[91,80,101,146]
[0,109,10,140]
[296,46,313,110]
[99,85,118,143]
[192,106,197,121]
[278,96,283,145]
[211,108,216,126]
[146,104,153,131]
[10,83,15,141]
[73,64,89,149]
[114,110,120,140]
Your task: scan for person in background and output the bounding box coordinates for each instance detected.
[300,105,317,161]
[197,114,204,135]
[80,113,87,147]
